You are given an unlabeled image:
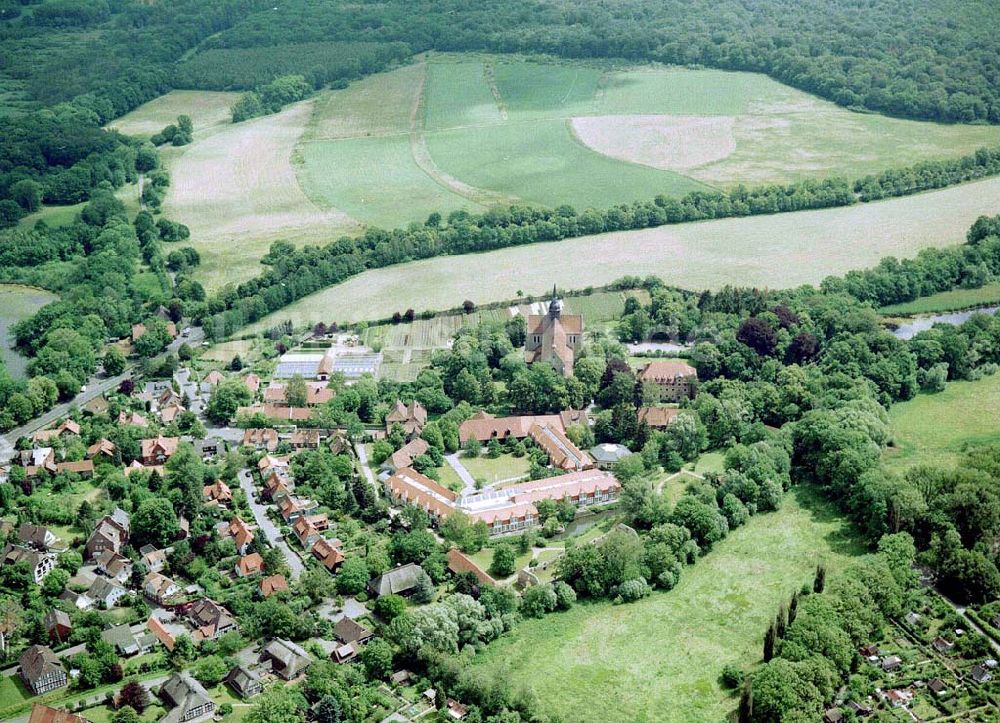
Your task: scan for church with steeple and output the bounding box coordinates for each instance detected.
[524,287,583,377]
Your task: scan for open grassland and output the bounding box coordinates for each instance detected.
[0,284,57,379]
[474,486,865,722]
[248,176,1000,325]
[886,373,1000,470]
[161,100,360,291]
[879,283,1000,316]
[17,201,84,229]
[106,90,239,139]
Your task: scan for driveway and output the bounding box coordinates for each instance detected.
[354,442,380,496]
[238,468,304,580]
[445,453,477,495]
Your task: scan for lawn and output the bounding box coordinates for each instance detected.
[248,175,1000,325]
[18,202,84,229]
[460,453,531,485]
[0,283,58,379]
[879,282,1000,316]
[564,290,649,326]
[693,451,727,475]
[886,372,1000,470]
[0,676,31,710]
[473,486,866,722]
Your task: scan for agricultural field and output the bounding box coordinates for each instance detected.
[879,282,1000,316]
[106,90,239,139]
[886,372,1000,470]
[473,486,866,722]
[0,284,58,379]
[292,54,1000,230]
[247,176,1000,325]
[160,99,360,290]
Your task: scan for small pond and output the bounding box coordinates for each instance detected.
[890,305,1000,340]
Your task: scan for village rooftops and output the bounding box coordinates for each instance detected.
[637,359,697,382]
[458,411,588,443]
[28,704,91,723]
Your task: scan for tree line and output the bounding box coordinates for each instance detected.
[199,148,1000,339]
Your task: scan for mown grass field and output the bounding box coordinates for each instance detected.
[0,284,58,379]
[879,283,1000,316]
[474,486,866,722]
[107,90,239,139]
[886,373,1000,470]
[248,176,1000,325]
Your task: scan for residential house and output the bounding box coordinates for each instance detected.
[224,665,263,699]
[19,447,57,476]
[32,419,80,444]
[94,549,132,584]
[100,624,156,657]
[87,577,128,608]
[333,618,373,647]
[446,548,497,587]
[44,610,72,644]
[140,436,179,465]
[261,639,311,680]
[235,403,313,423]
[278,496,318,524]
[524,294,582,377]
[159,402,186,424]
[637,360,698,402]
[19,645,66,695]
[385,400,427,437]
[59,590,93,611]
[194,438,224,461]
[289,428,322,450]
[292,517,321,549]
[85,510,130,560]
[928,678,948,696]
[28,703,92,723]
[1,544,54,583]
[222,517,254,555]
[188,599,238,641]
[368,563,426,598]
[86,439,117,461]
[844,701,872,717]
[822,709,842,723]
[18,523,57,550]
[53,459,94,478]
[384,437,430,472]
[159,672,215,722]
[332,641,358,663]
[140,546,168,573]
[203,370,225,387]
[202,480,232,507]
[243,374,261,396]
[259,575,289,598]
[637,406,682,429]
[311,538,345,573]
[235,553,264,578]
[263,381,334,407]
[147,616,176,652]
[117,411,148,428]
[242,428,279,452]
[446,700,468,720]
[528,423,592,471]
[143,571,179,604]
[885,689,913,708]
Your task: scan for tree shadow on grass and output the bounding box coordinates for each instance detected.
[790,484,869,559]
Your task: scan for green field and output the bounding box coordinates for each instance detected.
[879,283,1000,316]
[0,284,58,379]
[460,453,531,485]
[248,175,1000,325]
[107,90,239,139]
[474,486,865,722]
[291,54,1000,230]
[18,201,84,229]
[886,373,1000,470]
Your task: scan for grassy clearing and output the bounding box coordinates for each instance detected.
[564,290,649,326]
[306,63,423,141]
[886,373,1000,470]
[879,283,1000,316]
[693,451,727,475]
[107,90,239,139]
[18,201,84,229]
[248,176,1000,325]
[474,486,866,722]
[161,99,359,291]
[0,676,30,710]
[0,284,58,379]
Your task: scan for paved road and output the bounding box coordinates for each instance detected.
[238,468,303,580]
[937,589,1000,657]
[0,328,204,464]
[354,442,380,496]
[445,453,477,495]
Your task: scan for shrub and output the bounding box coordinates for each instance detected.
[616,578,651,603]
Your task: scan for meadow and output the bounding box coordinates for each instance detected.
[0,284,58,379]
[886,373,1000,470]
[107,90,239,139]
[879,282,1000,316]
[246,176,1000,326]
[474,486,865,722]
